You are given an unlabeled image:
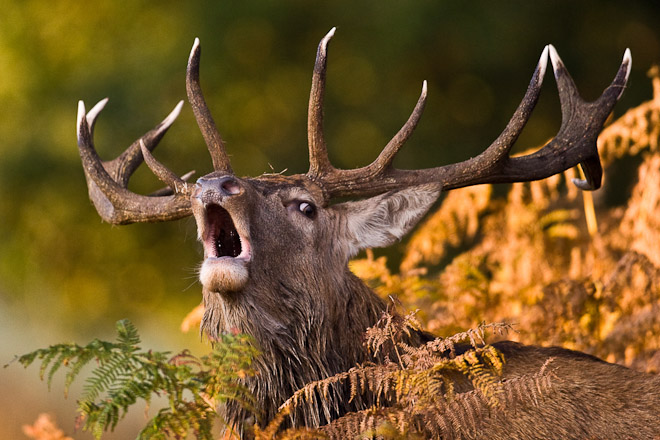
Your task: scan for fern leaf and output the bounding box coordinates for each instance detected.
[115,319,141,349]
[19,320,260,439]
[39,347,61,381]
[44,349,68,390]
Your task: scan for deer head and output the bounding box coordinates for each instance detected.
[76,29,632,429]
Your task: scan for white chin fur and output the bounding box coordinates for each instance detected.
[200,258,249,293]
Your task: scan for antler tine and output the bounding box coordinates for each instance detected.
[77,100,192,224]
[307,27,336,179]
[149,170,196,197]
[140,139,191,195]
[187,38,233,174]
[599,48,632,102]
[571,48,631,190]
[368,81,428,174]
[108,100,185,187]
[477,46,549,165]
[86,97,109,134]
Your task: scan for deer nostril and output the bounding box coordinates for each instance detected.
[196,176,242,199]
[221,177,241,196]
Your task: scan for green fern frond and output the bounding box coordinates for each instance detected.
[39,349,60,382]
[115,319,141,349]
[17,320,259,440]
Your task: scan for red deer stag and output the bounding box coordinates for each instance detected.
[76,29,660,438]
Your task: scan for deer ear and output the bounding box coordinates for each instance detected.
[333,183,441,257]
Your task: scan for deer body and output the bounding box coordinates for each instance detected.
[487,342,660,439]
[75,29,660,438]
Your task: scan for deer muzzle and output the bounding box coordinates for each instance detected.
[192,175,252,294]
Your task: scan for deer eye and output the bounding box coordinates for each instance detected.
[287,200,317,219]
[298,201,317,219]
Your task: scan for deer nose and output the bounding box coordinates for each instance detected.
[195,176,243,201]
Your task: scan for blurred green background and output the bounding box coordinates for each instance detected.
[1,1,659,438]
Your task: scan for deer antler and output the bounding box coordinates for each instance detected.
[78,31,630,223]
[306,30,631,202]
[76,38,238,225]
[76,99,194,224]
[187,38,233,174]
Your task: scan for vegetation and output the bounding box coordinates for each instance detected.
[18,313,525,439]
[283,315,515,439]
[2,2,659,438]
[16,69,660,438]
[16,320,258,440]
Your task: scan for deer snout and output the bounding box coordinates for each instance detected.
[194,176,243,205]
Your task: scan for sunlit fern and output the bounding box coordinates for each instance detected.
[265,311,547,439]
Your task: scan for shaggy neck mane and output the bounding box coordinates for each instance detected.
[201,268,389,427]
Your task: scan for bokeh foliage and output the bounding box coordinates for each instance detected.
[1,1,659,438]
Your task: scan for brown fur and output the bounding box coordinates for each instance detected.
[194,174,660,438]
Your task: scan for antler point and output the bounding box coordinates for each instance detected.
[77,101,86,134]
[320,28,336,53]
[571,177,592,191]
[538,46,549,81]
[86,98,109,127]
[170,100,185,120]
[548,45,564,76]
[623,48,632,78]
[613,48,633,99]
[189,38,201,63]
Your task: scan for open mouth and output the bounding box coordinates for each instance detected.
[203,204,248,259]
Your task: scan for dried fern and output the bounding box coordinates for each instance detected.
[305,351,558,440]
[266,311,521,439]
[598,66,660,164]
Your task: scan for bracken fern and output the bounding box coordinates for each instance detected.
[266,309,536,439]
[13,320,259,440]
